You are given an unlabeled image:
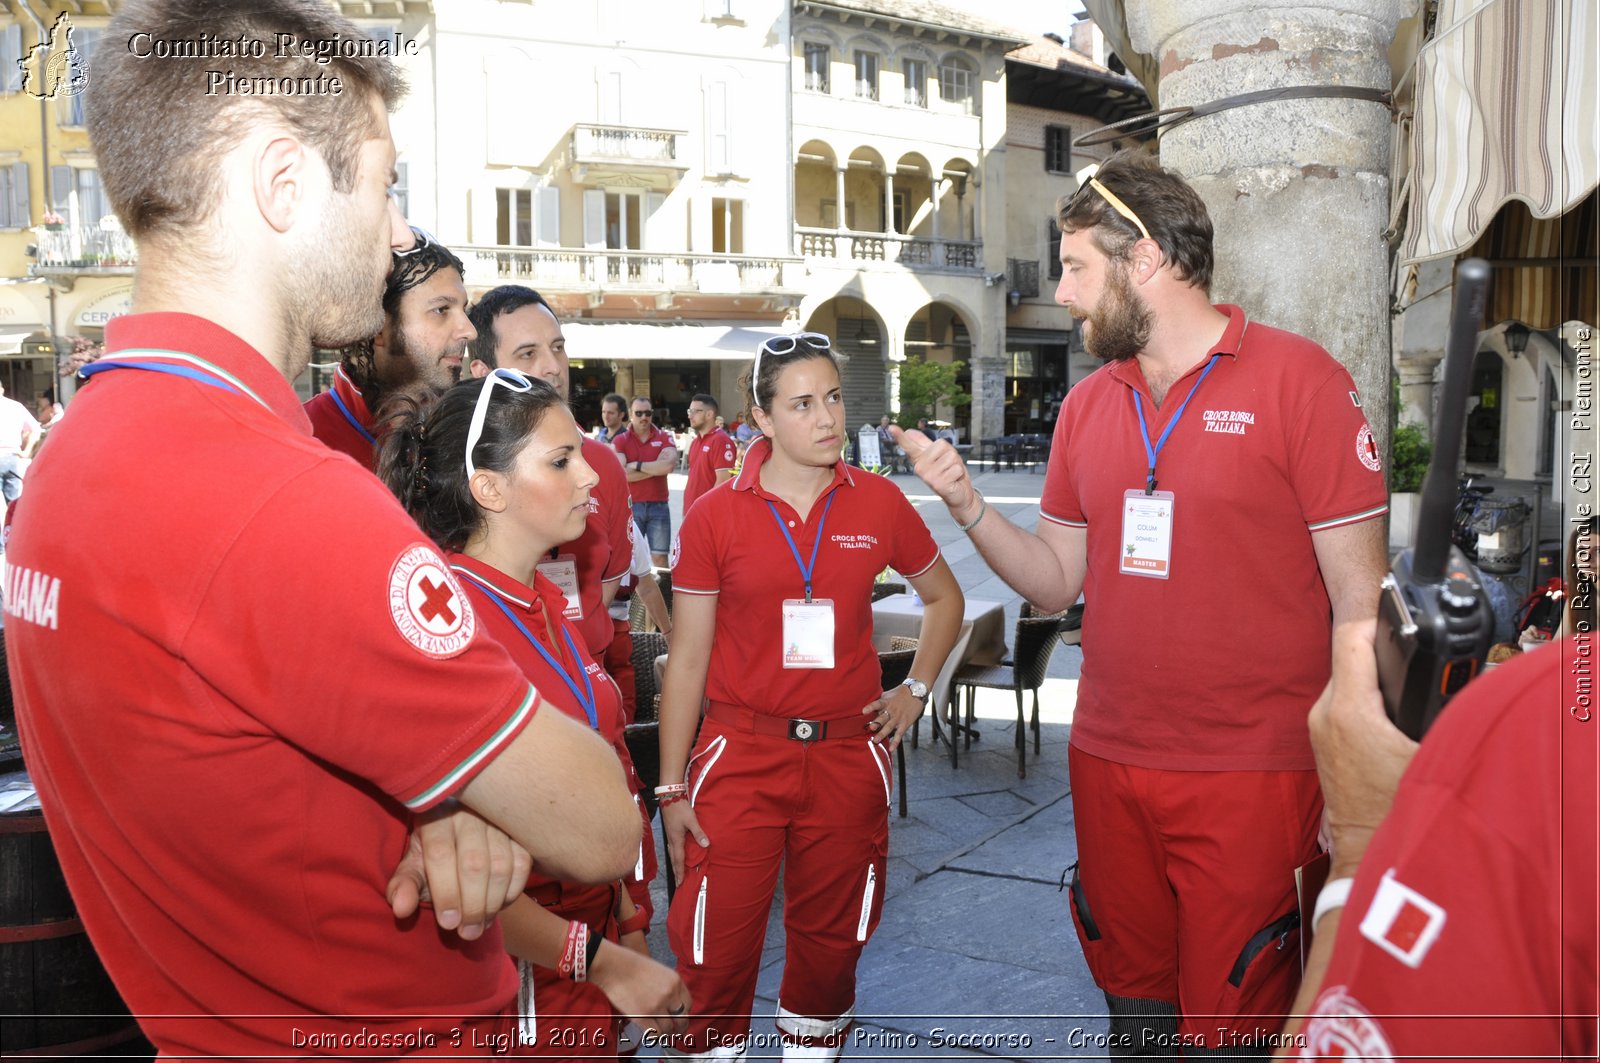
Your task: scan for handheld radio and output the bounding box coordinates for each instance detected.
[1374,258,1497,740]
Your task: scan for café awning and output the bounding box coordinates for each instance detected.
[1398,0,1596,266]
[563,322,792,362]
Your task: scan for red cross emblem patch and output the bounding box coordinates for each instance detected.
[388,544,476,659]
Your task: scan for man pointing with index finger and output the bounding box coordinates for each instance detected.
[897,150,1388,1055]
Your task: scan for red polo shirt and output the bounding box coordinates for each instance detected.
[4,312,536,1057]
[684,426,739,514]
[614,425,674,503]
[1298,640,1596,1059]
[547,437,633,656]
[672,437,939,721]
[304,364,378,469]
[1040,305,1387,771]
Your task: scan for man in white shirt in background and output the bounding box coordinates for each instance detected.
[0,380,41,507]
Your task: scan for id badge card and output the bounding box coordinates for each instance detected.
[781,599,835,669]
[1120,490,1175,579]
[535,556,583,620]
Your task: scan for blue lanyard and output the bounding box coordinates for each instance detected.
[78,350,272,411]
[329,386,376,445]
[1131,354,1220,494]
[765,491,835,602]
[455,570,598,730]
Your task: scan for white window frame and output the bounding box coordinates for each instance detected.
[803,42,830,94]
[854,50,878,101]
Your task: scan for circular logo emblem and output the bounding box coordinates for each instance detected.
[668,530,682,569]
[1356,424,1383,473]
[388,544,475,659]
[794,721,815,740]
[1303,986,1395,1060]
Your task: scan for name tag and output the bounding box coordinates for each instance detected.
[536,556,583,620]
[1120,490,1175,579]
[781,598,835,669]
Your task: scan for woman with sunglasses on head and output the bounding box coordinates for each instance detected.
[657,333,963,1061]
[379,369,690,1057]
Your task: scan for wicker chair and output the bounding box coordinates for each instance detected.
[947,615,1062,777]
[1022,600,1085,649]
[877,645,918,819]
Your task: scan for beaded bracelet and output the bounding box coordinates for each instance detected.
[657,792,689,810]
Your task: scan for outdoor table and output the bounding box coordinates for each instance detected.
[870,594,1008,727]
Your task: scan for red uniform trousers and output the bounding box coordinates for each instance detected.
[1066,745,1323,1050]
[519,879,622,1060]
[666,708,892,1055]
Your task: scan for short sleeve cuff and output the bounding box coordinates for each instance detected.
[402,684,540,811]
[1040,509,1087,529]
[1308,502,1388,533]
[899,548,940,580]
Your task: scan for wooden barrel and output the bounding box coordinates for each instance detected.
[0,803,152,1059]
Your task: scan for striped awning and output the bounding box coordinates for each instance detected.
[1399,0,1597,266]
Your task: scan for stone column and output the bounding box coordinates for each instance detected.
[1393,258,1455,431]
[931,176,943,243]
[1124,0,1412,453]
[884,170,897,234]
[835,166,847,232]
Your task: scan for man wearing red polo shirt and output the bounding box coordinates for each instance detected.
[466,286,634,661]
[615,396,678,567]
[682,392,738,514]
[305,232,475,468]
[3,2,642,1056]
[897,150,1388,1054]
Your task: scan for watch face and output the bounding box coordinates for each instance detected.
[905,679,928,700]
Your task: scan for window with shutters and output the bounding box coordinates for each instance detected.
[854,50,878,101]
[496,186,560,247]
[707,80,733,174]
[1045,126,1072,174]
[901,58,926,107]
[938,56,975,114]
[0,162,28,228]
[711,198,742,254]
[1046,219,1063,281]
[803,43,829,93]
[53,27,100,126]
[0,24,24,94]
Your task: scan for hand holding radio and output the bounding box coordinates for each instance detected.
[1374,258,1497,740]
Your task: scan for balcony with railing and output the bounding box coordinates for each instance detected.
[796,227,981,273]
[569,124,688,187]
[458,246,803,302]
[28,220,137,277]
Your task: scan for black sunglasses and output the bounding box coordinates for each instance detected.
[634,410,654,418]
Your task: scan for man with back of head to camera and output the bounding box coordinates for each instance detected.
[896,149,1389,1056]
[304,227,476,468]
[1278,623,1595,1059]
[3,1,658,1055]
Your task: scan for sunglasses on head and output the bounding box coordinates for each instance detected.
[465,368,533,478]
[393,226,438,259]
[752,332,832,406]
[1070,178,1151,242]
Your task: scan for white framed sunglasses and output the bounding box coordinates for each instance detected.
[394,226,438,259]
[465,368,533,478]
[752,332,832,406]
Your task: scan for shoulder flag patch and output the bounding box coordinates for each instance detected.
[1358,870,1445,968]
[1349,390,1362,407]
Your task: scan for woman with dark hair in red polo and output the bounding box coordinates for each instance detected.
[657,333,963,1060]
[380,370,690,1057]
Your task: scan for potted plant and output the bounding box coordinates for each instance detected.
[1388,419,1431,550]
[41,211,65,232]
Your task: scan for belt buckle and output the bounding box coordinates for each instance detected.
[788,718,825,743]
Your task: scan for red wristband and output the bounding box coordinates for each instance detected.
[617,908,651,937]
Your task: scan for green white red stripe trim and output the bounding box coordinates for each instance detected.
[403,683,539,810]
[1308,503,1389,532]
